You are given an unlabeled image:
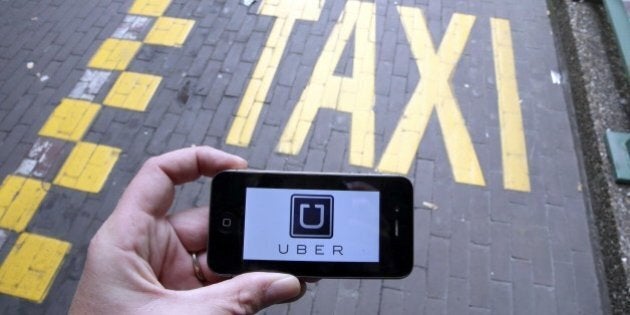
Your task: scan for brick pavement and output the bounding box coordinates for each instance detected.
[0,0,608,313]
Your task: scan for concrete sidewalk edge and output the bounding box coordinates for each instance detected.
[548,0,630,314]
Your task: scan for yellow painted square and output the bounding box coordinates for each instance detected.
[88,39,141,71]
[104,72,162,111]
[39,99,100,141]
[54,142,121,193]
[144,17,195,47]
[0,176,50,232]
[129,0,172,17]
[0,233,71,303]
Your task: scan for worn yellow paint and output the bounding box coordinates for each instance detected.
[377,9,484,186]
[491,18,530,192]
[277,0,376,167]
[0,233,71,303]
[54,142,121,193]
[104,72,162,111]
[39,99,100,141]
[144,17,195,47]
[0,176,50,232]
[129,0,171,17]
[88,39,141,71]
[226,0,324,147]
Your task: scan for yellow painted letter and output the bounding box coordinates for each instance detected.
[277,0,376,167]
[491,18,530,192]
[378,8,485,186]
[226,1,324,146]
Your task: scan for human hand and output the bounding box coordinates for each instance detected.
[70,147,305,314]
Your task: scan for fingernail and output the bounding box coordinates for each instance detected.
[265,275,300,302]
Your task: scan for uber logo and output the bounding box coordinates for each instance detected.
[290,194,333,238]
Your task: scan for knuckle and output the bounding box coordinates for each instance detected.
[234,289,263,315]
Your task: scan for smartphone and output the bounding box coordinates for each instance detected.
[207,170,414,279]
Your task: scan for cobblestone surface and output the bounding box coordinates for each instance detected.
[0,0,610,313]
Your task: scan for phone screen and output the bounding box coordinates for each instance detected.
[243,188,380,263]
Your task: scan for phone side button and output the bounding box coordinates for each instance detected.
[218,212,237,234]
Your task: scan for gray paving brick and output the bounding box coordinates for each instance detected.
[449,219,469,278]
[427,235,449,299]
[322,131,346,172]
[379,288,403,315]
[564,198,592,253]
[263,303,288,315]
[401,267,426,314]
[414,208,431,268]
[203,73,231,109]
[490,222,511,282]
[187,45,214,77]
[546,204,572,263]
[430,180,452,238]
[242,31,265,63]
[221,42,245,73]
[225,65,251,97]
[425,298,446,315]
[534,285,557,315]
[0,142,30,182]
[195,60,222,96]
[447,277,468,315]
[312,279,339,314]
[530,227,554,287]
[490,281,513,315]
[356,280,382,315]
[469,190,491,245]
[489,189,513,224]
[287,285,315,315]
[413,159,434,205]
[469,244,490,308]
[553,261,579,315]
[334,279,360,315]
[0,94,35,132]
[278,53,301,87]
[265,153,287,171]
[0,124,29,162]
[512,259,534,315]
[208,96,236,137]
[247,124,278,169]
[572,251,603,315]
[309,111,336,150]
[304,149,325,172]
[187,108,214,145]
[146,113,179,155]
[165,132,187,152]
[172,180,204,212]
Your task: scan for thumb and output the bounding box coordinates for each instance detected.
[201,272,303,314]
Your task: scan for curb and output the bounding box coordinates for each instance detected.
[547,0,630,314]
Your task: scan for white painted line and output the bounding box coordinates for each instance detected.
[69,70,112,101]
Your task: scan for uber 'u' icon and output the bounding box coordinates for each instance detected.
[290,194,334,238]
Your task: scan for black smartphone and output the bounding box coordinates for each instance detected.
[207,170,414,279]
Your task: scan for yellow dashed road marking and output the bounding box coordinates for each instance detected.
[491,18,530,192]
[0,176,50,232]
[88,38,142,71]
[54,142,121,193]
[0,233,71,303]
[378,9,485,186]
[226,0,324,147]
[277,0,376,167]
[104,72,162,111]
[129,0,172,17]
[39,99,100,142]
[144,17,195,47]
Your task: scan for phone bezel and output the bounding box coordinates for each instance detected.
[207,170,414,278]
